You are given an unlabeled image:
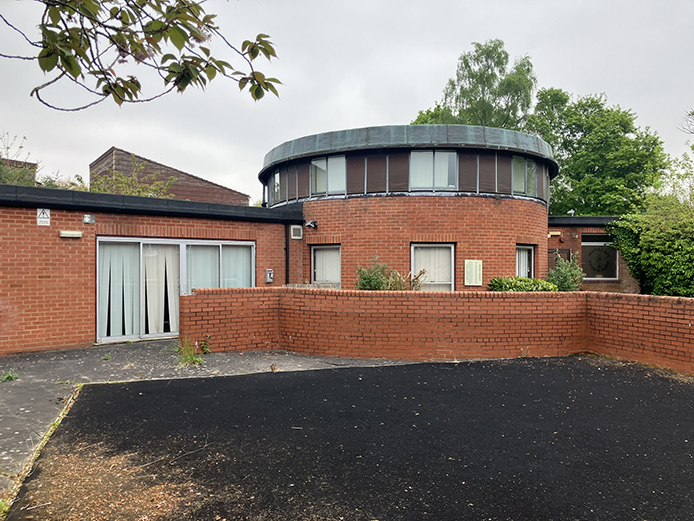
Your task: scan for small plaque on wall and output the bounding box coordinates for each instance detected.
[465,260,483,286]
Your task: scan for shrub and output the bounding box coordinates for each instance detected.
[356,257,426,291]
[488,276,558,292]
[546,251,585,291]
[176,336,203,366]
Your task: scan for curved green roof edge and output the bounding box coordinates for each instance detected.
[259,125,559,181]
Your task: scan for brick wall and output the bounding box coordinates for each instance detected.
[0,207,291,355]
[587,292,694,374]
[303,196,549,290]
[179,288,694,374]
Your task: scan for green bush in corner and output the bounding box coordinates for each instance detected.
[546,252,585,291]
[488,276,558,292]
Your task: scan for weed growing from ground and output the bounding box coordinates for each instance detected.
[102,353,112,361]
[1,369,18,382]
[176,337,204,366]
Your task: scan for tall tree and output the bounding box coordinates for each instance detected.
[412,39,537,130]
[0,0,280,110]
[525,88,668,216]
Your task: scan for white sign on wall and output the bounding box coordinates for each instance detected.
[37,208,51,226]
[465,260,483,286]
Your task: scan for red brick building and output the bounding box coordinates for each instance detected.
[0,125,642,356]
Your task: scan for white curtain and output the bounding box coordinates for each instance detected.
[143,244,179,334]
[187,245,220,291]
[410,151,433,189]
[434,151,457,190]
[313,247,341,286]
[516,247,532,278]
[98,243,140,338]
[414,246,452,291]
[327,155,346,194]
[222,245,252,287]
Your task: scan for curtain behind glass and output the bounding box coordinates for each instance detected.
[222,246,252,287]
[512,156,526,194]
[434,151,457,190]
[187,245,220,291]
[98,243,140,338]
[313,247,341,286]
[143,244,179,334]
[516,248,532,278]
[327,156,346,194]
[414,246,452,291]
[410,151,433,189]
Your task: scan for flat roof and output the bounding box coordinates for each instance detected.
[260,125,559,181]
[0,185,303,224]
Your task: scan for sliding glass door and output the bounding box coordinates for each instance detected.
[97,238,255,342]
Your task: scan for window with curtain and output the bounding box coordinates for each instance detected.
[526,160,537,197]
[143,244,179,334]
[312,246,341,287]
[512,156,526,195]
[222,245,253,287]
[412,244,454,291]
[410,150,457,190]
[311,156,346,196]
[187,245,220,292]
[98,242,141,338]
[516,245,534,278]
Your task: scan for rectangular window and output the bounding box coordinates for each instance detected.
[526,159,537,197]
[311,158,327,195]
[582,234,618,280]
[97,238,255,342]
[312,245,341,287]
[411,244,454,291]
[311,156,346,196]
[410,150,457,190]
[273,171,280,204]
[410,150,434,190]
[512,156,526,195]
[516,245,534,278]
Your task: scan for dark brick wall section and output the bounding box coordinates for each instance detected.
[90,147,249,206]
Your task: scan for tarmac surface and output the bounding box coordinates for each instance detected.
[0,340,410,502]
[2,344,694,519]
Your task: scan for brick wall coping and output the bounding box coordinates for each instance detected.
[0,184,303,224]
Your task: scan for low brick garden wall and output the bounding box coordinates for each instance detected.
[180,287,694,373]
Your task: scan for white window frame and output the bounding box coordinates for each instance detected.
[96,237,255,343]
[581,235,619,281]
[516,245,534,278]
[311,245,341,287]
[411,243,455,291]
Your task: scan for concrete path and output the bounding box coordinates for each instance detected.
[0,340,410,499]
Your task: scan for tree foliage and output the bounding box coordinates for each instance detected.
[0,133,37,185]
[525,88,668,216]
[91,157,176,197]
[412,39,537,130]
[607,195,694,297]
[0,0,280,110]
[681,109,694,135]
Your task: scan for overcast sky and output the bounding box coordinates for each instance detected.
[1,0,692,202]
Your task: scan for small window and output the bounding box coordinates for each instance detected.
[312,245,341,287]
[411,244,454,291]
[410,150,457,191]
[512,156,526,195]
[516,245,534,278]
[582,234,618,280]
[273,171,281,204]
[311,156,346,196]
[526,160,537,197]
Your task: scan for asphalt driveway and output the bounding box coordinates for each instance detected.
[7,355,694,520]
